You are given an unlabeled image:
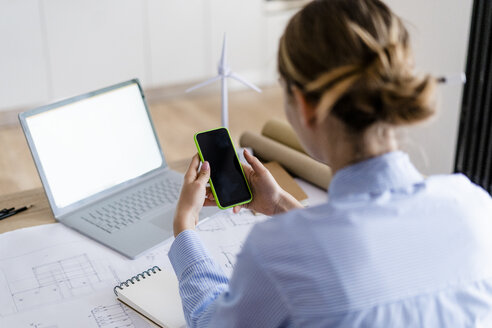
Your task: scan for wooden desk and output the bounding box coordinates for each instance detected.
[0,159,190,234]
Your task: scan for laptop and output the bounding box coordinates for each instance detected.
[19,79,218,259]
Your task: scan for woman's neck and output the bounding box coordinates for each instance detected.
[325,123,398,174]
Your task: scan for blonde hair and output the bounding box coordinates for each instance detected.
[278,0,437,132]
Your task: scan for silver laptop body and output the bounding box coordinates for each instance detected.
[19,79,217,259]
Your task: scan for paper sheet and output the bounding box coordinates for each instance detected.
[0,180,326,327]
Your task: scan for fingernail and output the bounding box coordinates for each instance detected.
[202,161,209,170]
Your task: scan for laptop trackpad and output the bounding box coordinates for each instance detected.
[150,206,220,231]
[148,207,175,231]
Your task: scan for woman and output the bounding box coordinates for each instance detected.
[169,0,492,326]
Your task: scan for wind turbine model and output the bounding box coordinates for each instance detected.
[186,34,262,129]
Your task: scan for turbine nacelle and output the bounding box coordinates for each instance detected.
[186,34,262,129]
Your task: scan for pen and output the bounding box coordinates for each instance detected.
[0,205,33,221]
[0,207,15,214]
[437,72,466,85]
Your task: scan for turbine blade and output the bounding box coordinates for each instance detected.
[185,75,222,93]
[229,72,262,93]
[220,33,227,69]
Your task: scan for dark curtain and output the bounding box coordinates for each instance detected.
[455,0,492,194]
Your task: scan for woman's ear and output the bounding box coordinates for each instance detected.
[292,87,317,128]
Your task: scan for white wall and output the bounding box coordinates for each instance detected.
[0,0,289,111]
[0,1,50,109]
[42,0,148,99]
[0,0,473,174]
[147,0,209,86]
[386,0,473,174]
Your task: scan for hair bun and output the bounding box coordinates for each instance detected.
[278,0,438,132]
[378,72,437,125]
[329,56,438,131]
[336,20,438,129]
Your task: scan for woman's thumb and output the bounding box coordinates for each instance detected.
[197,161,210,184]
[244,149,265,174]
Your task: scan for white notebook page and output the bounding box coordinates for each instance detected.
[116,269,185,328]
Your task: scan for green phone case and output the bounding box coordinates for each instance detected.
[194,127,253,210]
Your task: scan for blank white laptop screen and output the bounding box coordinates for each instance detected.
[25,83,163,208]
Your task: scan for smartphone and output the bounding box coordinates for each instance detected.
[194,127,252,210]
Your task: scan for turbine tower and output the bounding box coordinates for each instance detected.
[186,34,262,129]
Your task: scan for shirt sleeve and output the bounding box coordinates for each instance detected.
[168,229,289,328]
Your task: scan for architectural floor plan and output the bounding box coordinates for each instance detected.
[0,178,325,327]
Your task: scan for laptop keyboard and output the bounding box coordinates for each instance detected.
[81,178,182,234]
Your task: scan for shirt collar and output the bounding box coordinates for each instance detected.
[328,151,424,199]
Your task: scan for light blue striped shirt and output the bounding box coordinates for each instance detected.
[168,151,492,327]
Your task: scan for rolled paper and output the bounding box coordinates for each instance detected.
[261,119,307,154]
[240,131,331,190]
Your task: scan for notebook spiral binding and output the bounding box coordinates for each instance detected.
[113,265,161,296]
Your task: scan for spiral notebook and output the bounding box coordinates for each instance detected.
[113,266,186,328]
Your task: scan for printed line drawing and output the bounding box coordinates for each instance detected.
[9,254,101,312]
[197,210,266,232]
[91,303,151,328]
[29,323,58,328]
[220,244,243,272]
[225,211,261,227]
[144,244,171,264]
[196,217,227,232]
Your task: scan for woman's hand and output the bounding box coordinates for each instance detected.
[173,154,214,237]
[226,149,303,216]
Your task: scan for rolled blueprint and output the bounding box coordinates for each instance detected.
[261,119,307,154]
[239,131,332,190]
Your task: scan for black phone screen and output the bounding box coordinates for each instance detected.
[196,128,251,208]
